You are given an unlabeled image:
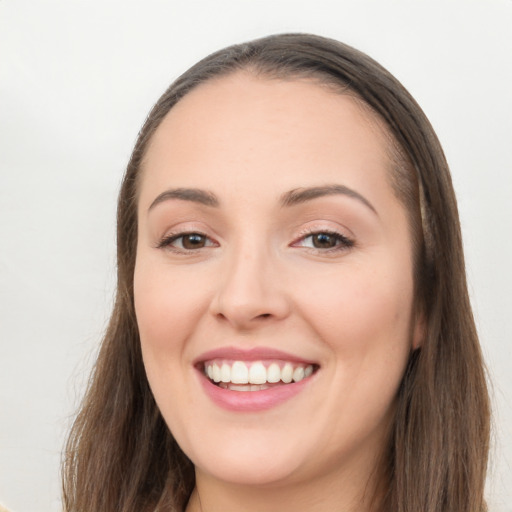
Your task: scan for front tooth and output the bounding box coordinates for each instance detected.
[249,362,267,384]
[292,366,305,382]
[212,363,221,383]
[281,363,293,383]
[220,363,231,383]
[267,363,281,383]
[231,361,249,384]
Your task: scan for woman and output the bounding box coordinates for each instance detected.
[62,34,490,511]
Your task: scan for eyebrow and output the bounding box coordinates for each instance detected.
[147,184,377,215]
[148,188,219,211]
[280,185,377,215]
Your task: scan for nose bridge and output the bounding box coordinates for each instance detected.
[211,235,288,327]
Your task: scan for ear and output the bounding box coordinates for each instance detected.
[412,309,426,350]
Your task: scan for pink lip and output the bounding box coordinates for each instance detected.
[193,346,316,366]
[194,346,318,412]
[197,371,313,412]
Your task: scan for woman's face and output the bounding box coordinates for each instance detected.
[134,73,422,490]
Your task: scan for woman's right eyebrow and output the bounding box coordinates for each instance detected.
[148,188,220,212]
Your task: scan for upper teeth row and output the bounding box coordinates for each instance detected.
[205,360,314,385]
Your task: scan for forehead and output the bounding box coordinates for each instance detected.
[140,72,394,205]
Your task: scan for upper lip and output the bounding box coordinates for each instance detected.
[193,346,318,366]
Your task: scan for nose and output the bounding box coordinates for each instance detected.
[209,244,291,330]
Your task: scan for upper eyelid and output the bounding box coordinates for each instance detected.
[292,223,354,240]
[158,227,349,241]
[156,221,217,241]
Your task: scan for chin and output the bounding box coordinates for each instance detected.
[195,454,303,487]
[180,429,313,487]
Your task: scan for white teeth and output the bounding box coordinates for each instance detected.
[220,363,231,383]
[249,362,267,384]
[231,361,249,384]
[292,366,305,382]
[204,360,315,388]
[212,363,221,383]
[281,363,293,383]
[267,363,281,383]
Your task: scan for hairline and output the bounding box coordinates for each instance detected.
[138,66,419,217]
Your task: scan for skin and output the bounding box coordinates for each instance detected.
[134,72,423,512]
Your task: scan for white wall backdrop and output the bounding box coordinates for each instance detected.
[1,1,511,510]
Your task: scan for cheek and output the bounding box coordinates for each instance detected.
[296,254,415,378]
[133,258,210,427]
[299,259,414,433]
[133,259,209,354]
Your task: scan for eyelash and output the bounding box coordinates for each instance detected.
[156,232,216,252]
[156,229,354,254]
[292,229,354,253]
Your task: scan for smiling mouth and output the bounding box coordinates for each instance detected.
[202,359,318,391]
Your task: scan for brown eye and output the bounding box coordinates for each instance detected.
[293,231,354,252]
[157,232,216,251]
[311,233,338,249]
[180,233,208,249]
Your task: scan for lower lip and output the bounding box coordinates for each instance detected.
[198,372,313,412]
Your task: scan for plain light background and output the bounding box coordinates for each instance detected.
[1,1,511,511]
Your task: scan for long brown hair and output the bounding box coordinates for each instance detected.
[62,34,490,512]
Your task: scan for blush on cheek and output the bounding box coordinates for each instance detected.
[134,265,176,344]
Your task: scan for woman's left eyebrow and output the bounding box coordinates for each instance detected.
[280,185,378,216]
[148,188,220,211]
